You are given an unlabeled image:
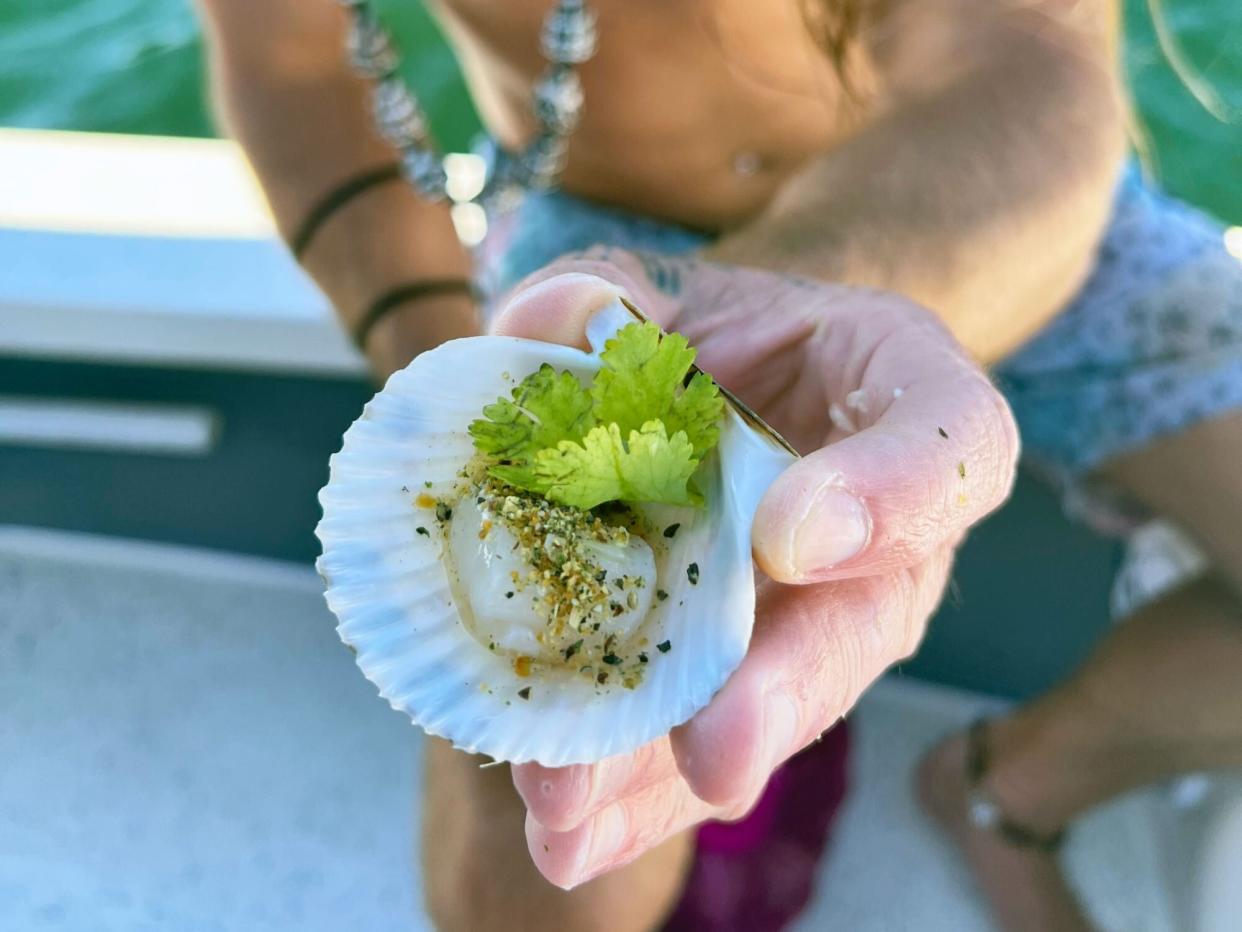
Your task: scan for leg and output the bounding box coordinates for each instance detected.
[422,738,693,932]
[920,576,1242,932]
[1103,410,1242,595]
[919,412,1242,932]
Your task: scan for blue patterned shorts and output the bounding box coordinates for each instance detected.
[476,166,1242,534]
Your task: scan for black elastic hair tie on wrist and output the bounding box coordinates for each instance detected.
[352,279,476,352]
[291,162,404,260]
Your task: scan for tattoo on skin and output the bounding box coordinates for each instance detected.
[559,245,823,301]
[635,251,687,296]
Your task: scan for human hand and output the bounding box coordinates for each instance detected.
[490,248,1019,889]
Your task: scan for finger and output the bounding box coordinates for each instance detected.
[673,546,955,807]
[753,308,1018,582]
[527,770,726,890]
[490,254,680,345]
[512,738,680,833]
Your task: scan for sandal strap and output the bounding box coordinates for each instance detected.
[965,718,1067,853]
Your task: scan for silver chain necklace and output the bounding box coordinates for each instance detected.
[340,0,598,204]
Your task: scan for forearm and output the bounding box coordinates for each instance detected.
[709,2,1126,365]
[197,0,475,372]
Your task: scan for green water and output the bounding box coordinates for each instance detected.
[0,0,1238,222]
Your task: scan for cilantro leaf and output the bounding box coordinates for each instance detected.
[470,322,725,509]
[591,322,697,437]
[532,422,701,510]
[468,363,595,474]
[591,322,723,460]
[666,372,723,459]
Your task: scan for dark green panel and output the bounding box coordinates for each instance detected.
[900,473,1122,700]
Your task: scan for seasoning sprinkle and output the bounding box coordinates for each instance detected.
[435,502,453,522]
[477,478,632,646]
[602,653,622,665]
[663,523,681,539]
[416,526,430,537]
[564,639,584,660]
[957,461,967,479]
[505,591,515,599]
[657,640,672,653]
[938,427,949,439]
[596,671,609,684]
[424,480,433,488]
[638,652,649,664]
[656,589,669,602]
[687,563,700,585]
[517,687,532,700]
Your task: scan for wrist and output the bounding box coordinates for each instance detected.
[305,186,473,324]
[365,293,480,380]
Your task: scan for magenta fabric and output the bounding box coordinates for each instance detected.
[662,722,851,931]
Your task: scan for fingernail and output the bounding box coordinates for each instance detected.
[524,765,594,830]
[793,487,870,575]
[762,692,800,774]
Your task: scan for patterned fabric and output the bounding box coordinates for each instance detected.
[993,167,1242,529]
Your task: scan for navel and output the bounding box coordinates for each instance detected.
[731,150,766,177]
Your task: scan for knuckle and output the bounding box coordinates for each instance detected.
[829,573,920,698]
[892,559,942,662]
[813,597,869,720]
[894,564,935,660]
[963,374,1020,503]
[918,370,1019,526]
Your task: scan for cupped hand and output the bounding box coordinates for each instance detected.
[489,248,1019,889]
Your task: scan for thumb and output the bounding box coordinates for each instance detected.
[490,251,680,345]
[752,364,1018,583]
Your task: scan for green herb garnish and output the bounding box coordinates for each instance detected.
[469,322,724,509]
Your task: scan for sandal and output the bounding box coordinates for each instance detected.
[966,718,1067,853]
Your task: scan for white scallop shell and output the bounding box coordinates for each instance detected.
[316,300,795,765]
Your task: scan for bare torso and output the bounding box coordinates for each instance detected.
[200,0,1123,366]
[430,0,881,230]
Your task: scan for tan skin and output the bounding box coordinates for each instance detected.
[197,1,1241,929]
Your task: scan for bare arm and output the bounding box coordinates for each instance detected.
[196,0,477,376]
[708,0,1126,365]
